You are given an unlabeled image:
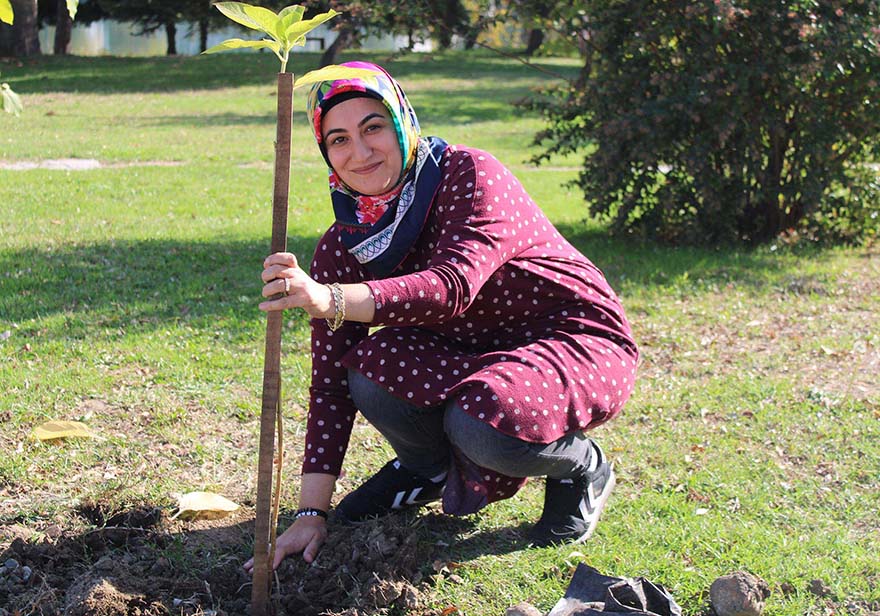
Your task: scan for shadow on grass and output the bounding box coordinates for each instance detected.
[0,236,320,338]
[1,50,578,97]
[132,112,277,128]
[419,511,534,562]
[0,227,819,344]
[0,54,286,94]
[552,221,821,300]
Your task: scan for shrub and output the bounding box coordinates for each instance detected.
[528,0,880,245]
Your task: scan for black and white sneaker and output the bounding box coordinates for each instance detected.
[528,443,616,547]
[335,459,444,523]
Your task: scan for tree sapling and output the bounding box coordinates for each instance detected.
[203,4,372,614]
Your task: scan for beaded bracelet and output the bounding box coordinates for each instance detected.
[294,507,328,520]
[325,282,345,331]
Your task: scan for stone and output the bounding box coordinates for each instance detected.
[710,571,770,616]
[506,601,544,616]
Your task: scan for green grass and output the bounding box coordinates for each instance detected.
[1,50,878,615]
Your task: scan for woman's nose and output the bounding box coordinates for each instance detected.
[351,136,372,161]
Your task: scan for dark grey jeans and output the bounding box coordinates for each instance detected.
[348,368,595,481]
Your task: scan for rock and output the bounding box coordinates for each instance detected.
[3,558,19,571]
[506,601,544,616]
[710,571,770,616]
[19,565,32,582]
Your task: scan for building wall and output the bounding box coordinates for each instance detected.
[38,21,426,56]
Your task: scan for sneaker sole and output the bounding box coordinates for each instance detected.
[572,465,616,544]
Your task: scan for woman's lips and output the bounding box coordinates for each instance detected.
[352,162,382,175]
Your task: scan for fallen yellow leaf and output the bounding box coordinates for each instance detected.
[173,491,239,520]
[32,420,99,441]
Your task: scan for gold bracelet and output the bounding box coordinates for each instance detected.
[325,282,345,331]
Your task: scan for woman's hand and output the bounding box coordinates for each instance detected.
[260,252,333,318]
[242,515,328,573]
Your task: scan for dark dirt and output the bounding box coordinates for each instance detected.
[0,504,483,616]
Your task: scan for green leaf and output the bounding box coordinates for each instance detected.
[0,0,13,25]
[214,2,279,36]
[293,65,377,90]
[277,5,306,37]
[202,38,281,55]
[285,9,338,46]
[278,5,305,21]
[66,0,78,20]
[2,83,23,116]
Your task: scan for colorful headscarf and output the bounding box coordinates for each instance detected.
[306,61,449,278]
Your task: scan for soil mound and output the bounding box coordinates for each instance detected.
[1,507,447,616]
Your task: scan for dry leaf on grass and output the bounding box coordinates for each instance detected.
[32,420,100,441]
[172,491,240,520]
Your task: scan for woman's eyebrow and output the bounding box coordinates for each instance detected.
[324,113,386,140]
[357,112,385,127]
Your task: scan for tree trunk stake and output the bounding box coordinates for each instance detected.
[251,71,293,616]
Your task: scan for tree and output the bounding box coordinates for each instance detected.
[2,0,76,113]
[96,0,184,55]
[299,0,481,65]
[508,0,590,60]
[0,0,40,56]
[37,0,106,55]
[528,0,880,245]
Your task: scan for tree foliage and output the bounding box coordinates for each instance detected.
[528,0,880,245]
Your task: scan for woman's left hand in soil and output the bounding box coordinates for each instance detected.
[260,252,333,318]
[242,516,328,573]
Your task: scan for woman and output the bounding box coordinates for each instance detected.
[246,62,638,571]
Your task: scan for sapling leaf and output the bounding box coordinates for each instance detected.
[0,0,13,25]
[277,5,306,40]
[285,10,338,44]
[278,5,305,24]
[293,65,377,90]
[203,38,281,56]
[214,2,277,35]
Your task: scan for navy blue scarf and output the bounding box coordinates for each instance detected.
[332,136,449,278]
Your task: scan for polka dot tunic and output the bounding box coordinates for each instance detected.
[304,146,638,513]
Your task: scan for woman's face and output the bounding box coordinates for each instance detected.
[322,97,403,196]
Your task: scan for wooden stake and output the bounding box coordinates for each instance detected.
[251,71,293,616]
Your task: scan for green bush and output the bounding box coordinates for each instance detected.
[529,0,880,245]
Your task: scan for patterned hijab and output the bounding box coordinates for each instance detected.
[306,61,448,277]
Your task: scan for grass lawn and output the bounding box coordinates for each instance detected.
[1,50,878,616]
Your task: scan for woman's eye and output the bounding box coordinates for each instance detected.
[329,135,347,146]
